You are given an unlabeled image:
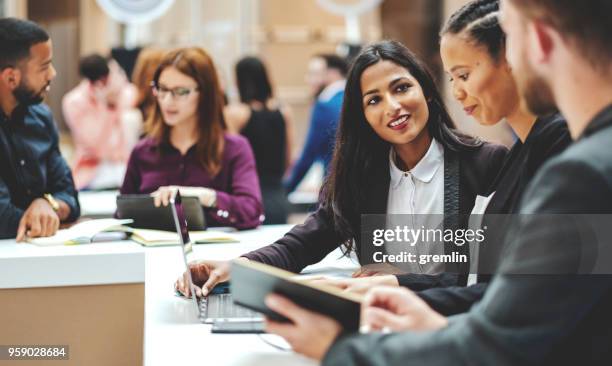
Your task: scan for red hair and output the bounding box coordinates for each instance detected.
[146,47,227,176]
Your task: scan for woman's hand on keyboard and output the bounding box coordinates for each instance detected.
[175,257,249,297]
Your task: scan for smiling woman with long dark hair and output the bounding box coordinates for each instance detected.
[321,40,488,249]
[175,40,507,298]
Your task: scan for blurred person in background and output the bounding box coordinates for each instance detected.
[131,47,166,123]
[62,54,139,190]
[284,54,347,193]
[0,18,79,240]
[120,47,263,230]
[225,56,294,224]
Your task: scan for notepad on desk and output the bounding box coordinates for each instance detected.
[26,219,133,246]
[127,228,239,247]
[26,219,238,247]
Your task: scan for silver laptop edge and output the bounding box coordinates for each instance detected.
[170,191,262,324]
[170,192,201,319]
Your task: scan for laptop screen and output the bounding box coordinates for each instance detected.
[171,191,200,314]
[172,192,191,247]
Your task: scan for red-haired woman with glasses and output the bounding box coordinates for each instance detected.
[120,47,263,229]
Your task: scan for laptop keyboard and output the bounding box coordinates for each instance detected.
[199,293,262,323]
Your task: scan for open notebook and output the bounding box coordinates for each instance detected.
[128,228,238,246]
[26,219,133,246]
[26,219,238,247]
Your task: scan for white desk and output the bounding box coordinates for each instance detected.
[0,241,144,289]
[0,225,359,366]
[144,224,358,366]
[0,240,146,365]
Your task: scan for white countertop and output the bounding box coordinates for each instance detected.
[0,240,145,289]
[0,224,359,365]
[142,224,358,366]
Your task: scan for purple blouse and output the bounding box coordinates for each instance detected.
[120,134,264,229]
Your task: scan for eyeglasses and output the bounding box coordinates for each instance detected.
[152,84,199,101]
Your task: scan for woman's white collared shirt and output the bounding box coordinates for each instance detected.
[387,138,445,216]
[384,138,446,274]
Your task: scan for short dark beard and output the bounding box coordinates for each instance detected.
[522,74,557,116]
[13,80,46,105]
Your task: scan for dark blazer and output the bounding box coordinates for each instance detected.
[243,140,507,287]
[323,104,612,366]
[418,114,571,315]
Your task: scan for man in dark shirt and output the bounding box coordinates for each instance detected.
[0,18,79,240]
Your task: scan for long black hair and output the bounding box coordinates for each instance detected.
[320,40,482,255]
[235,56,273,105]
[441,0,504,62]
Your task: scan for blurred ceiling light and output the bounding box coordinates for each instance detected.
[316,0,383,16]
[316,0,383,43]
[96,0,175,24]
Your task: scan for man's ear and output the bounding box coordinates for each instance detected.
[0,68,21,89]
[531,19,556,64]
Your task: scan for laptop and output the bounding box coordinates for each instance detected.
[117,194,206,231]
[169,191,264,328]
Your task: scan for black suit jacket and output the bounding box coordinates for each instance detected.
[323,104,612,366]
[243,141,507,286]
[418,114,571,314]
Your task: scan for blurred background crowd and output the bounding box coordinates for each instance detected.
[1,0,514,224]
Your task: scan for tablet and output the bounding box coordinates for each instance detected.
[230,260,362,331]
[116,194,206,231]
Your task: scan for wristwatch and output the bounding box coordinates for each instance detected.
[43,193,60,212]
